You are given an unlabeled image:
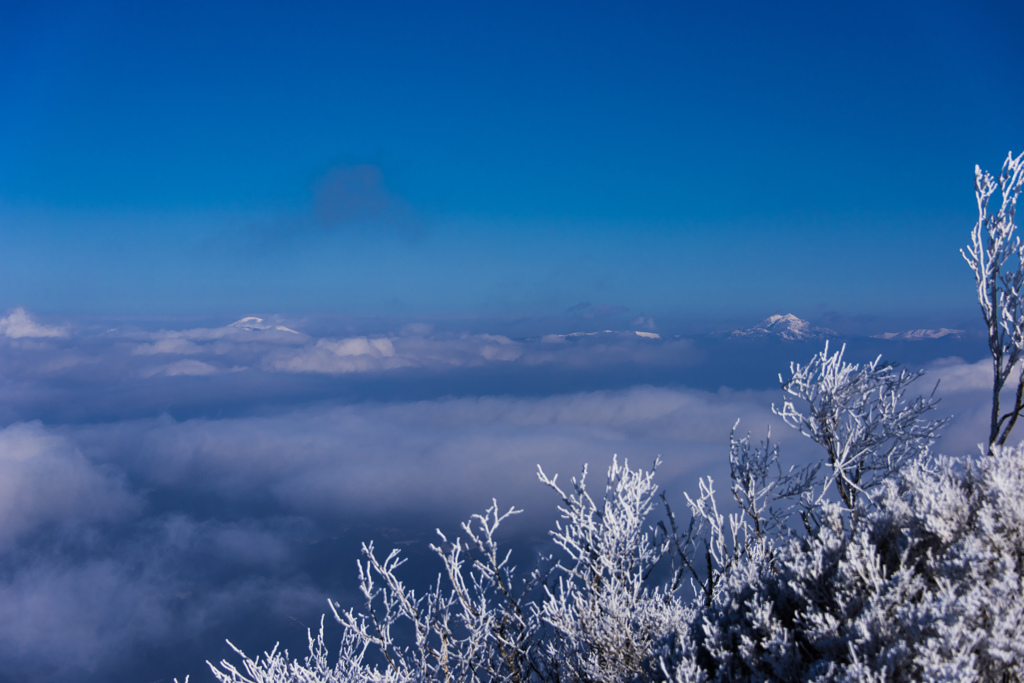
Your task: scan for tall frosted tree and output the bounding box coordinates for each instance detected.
[963,150,1024,451]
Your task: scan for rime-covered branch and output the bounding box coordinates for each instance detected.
[773,342,947,509]
[962,149,1024,450]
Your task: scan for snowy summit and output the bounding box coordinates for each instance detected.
[229,316,301,334]
[728,314,836,341]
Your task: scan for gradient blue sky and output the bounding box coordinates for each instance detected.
[1,1,1021,327]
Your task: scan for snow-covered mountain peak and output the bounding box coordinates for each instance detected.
[228,317,300,334]
[729,314,836,341]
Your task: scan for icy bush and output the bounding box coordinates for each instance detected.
[209,456,694,683]
[773,342,947,510]
[666,446,1024,682]
[207,367,1024,683]
[205,345,1024,683]
[207,151,1024,682]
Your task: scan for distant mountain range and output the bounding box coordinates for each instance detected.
[540,330,663,342]
[722,315,968,343]
[222,313,966,347]
[871,328,964,341]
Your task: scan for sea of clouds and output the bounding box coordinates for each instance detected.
[0,308,998,682]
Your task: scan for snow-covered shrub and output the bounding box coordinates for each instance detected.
[773,342,947,510]
[207,368,1024,683]
[206,616,408,683]
[207,151,1024,683]
[666,446,1024,683]
[330,500,544,682]
[205,346,1001,683]
[209,457,692,683]
[536,456,696,682]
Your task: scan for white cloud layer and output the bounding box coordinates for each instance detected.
[77,386,796,528]
[263,333,526,374]
[159,359,220,377]
[0,309,1001,683]
[0,308,68,338]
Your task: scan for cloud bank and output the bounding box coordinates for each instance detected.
[0,309,1000,682]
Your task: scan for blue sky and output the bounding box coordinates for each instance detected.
[2,1,1021,326]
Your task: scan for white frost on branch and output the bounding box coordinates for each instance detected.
[773,342,947,510]
[962,149,1024,450]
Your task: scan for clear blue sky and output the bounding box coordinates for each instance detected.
[1,1,1021,325]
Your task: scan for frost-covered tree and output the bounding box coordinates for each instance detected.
[773,342,947,509]
[203,150,1024,683]
[204,358,957,683]
[963,149,1024,450]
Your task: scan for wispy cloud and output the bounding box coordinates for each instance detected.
[263,333,524,374]
[313,164,421,239]
[132,337,205,355]
[245,164,426,247]
[0,421,139,549]
[0,383,795,682]
[146,359,221,377]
